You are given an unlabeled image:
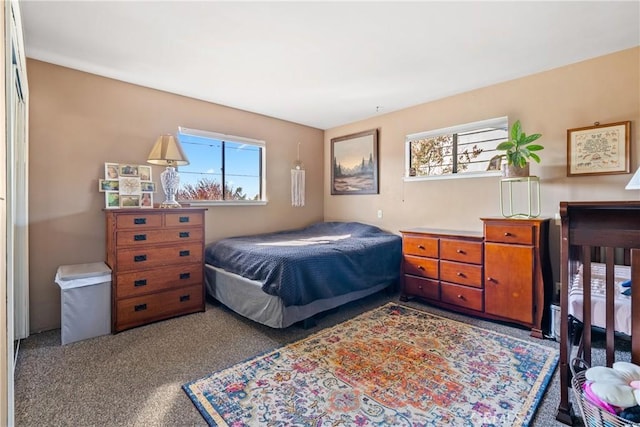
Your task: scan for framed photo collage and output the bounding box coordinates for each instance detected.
[99,163,155,209]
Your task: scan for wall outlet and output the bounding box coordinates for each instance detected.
[377,209,383,219]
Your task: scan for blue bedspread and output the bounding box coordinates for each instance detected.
[205,222,402,306]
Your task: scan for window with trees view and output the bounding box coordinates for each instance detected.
[176,127,265,202]
[405,117,508,178]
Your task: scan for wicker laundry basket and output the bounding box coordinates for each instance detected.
[571,358,640,427]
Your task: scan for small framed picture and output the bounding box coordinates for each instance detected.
[120,195,140,208]
[119,164,139,177]
[99,179,120,192]
[105,163,119,180]
[140,192,153,208]
[105,192,120,209]
[138,165,152,181]
[567,121,631,177]
[140,182,155,192]
[119,177,141,195]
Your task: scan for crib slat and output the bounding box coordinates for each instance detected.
[605,247,615,366]
[582,245,592,366]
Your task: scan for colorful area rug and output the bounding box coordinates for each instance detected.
[183,303,558,426]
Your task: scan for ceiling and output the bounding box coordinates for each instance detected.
[20,1,640,130]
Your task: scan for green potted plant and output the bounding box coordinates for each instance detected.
[496,120,543,177]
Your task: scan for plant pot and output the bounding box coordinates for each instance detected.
[502,163,530,178]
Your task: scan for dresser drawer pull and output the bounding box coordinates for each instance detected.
[180,294,191,302]
[456,249,465,254]
[134,303,147,312]
[134,255,147,262]
[417,245,425,249]
[134,234,147,241]
[179,216,190,223]
[457,294,465,300]
[134,218,147,225]
[179,250,190,257]
[487,276,496,283]
[504,232,512,237]
[179,232,190,238]
[417,265,425,270]
[457,272,465,277]
[134,279,147,287]
[179,272,191,280]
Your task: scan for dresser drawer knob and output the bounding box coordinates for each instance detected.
[134,303,147,312]
[134,279,147,287]
[179,216,190,223]
[504,232,512,237]
[180,272,191,280]
[179,294,191,302]
[417,265,425,270]
[417,245,425,249]
[134,234,147,241]
[457,272,465,277]
[134,218,147,225]
[179,232,190,238]
[134,255,147,262]
[487,276,495,283]
[457,294,465,300]
[456,249,465,254]
[179,250,190,257]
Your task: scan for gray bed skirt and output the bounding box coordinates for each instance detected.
[204,264,391,328]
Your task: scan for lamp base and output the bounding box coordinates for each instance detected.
[159,200,182,208]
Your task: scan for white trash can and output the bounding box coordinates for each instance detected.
[54,262,112,345]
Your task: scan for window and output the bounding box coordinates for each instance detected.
[176,127,265,203]
[405,117,508,179]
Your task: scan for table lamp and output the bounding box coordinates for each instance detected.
[147,134,190,208]
[625,166,640,191]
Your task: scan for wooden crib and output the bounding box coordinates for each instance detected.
[556,201,640,425]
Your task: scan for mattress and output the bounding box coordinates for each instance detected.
[205,221,402,306]
[568,262,632,335]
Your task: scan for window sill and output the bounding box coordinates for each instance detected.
[180,200,268,207]
[403,171,502,182]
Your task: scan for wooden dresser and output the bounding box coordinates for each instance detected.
[400,218,552,337]
[105,208,206,332]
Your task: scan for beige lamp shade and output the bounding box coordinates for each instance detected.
[147,134,190,166]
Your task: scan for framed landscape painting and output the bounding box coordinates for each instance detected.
[331,129,379,195]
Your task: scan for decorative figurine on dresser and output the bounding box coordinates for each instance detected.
[400,217,553,338]
[105,208,206,332]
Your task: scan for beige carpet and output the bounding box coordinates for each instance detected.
[14,290,608,426]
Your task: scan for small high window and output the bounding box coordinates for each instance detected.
[176,127,265,203]
[405,117,508,179]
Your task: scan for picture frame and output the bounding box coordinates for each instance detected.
[567,121,631,177]
[119,177,141,195]
[105,163,119,180]
[98,179,119,192]
[331,129,379,195]
[120,195,140,208]
[105,192,120,209]
[119,164,139,177]
[140,182,155,192]
[100,162,156,209]
[138,165,152,181]
[140,192,153,208]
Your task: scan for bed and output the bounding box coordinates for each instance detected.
[556,201,640,425]
[204,221,402,328]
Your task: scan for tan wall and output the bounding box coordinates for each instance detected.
[28,60,324,333]
[324,47,640,284]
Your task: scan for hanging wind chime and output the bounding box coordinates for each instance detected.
[291,142,305,207]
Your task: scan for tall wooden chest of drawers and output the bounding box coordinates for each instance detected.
[105,208,206,332]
